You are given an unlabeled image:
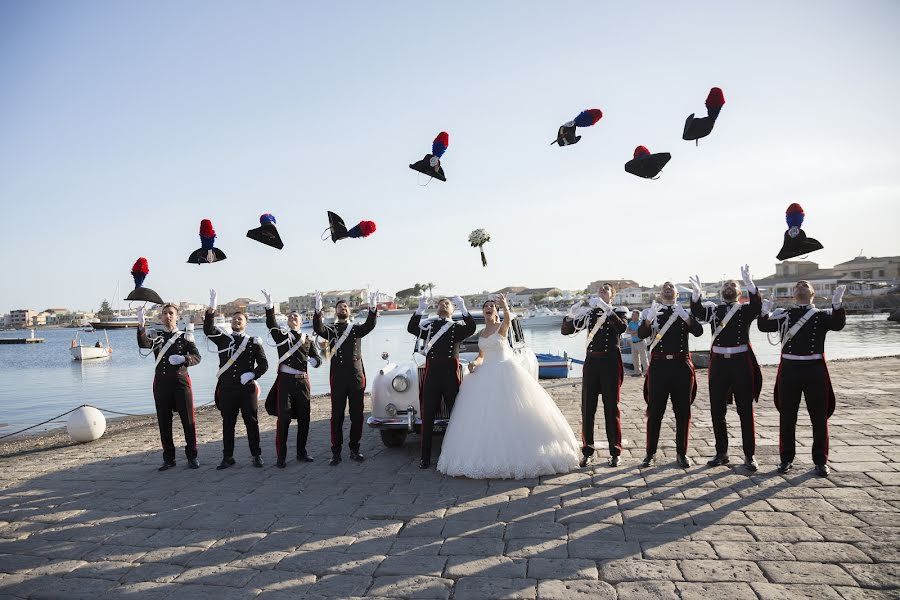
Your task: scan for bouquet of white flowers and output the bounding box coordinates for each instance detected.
[468,228,491,267]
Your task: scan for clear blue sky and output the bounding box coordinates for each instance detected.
[2,1,899,312]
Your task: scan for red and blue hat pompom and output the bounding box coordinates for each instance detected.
[432,132,449,158]
[633,145,651,159]
[573,109,603,128]
[786,203,805,237]
[200,219,216,250]
[131,257,149,288]
[706,87,726,110]
[260,213,276,226]
[347,220,377,238]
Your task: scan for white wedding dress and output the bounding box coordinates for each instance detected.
[437,332,580,479]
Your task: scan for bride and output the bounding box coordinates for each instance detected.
[437,294,580,479]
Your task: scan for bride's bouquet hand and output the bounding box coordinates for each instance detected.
[467,362,477,373]
[496,293,509,310]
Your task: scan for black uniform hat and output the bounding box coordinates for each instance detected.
[124,257,165,305]
[683,87,725,143]
[409,132,448,182]
[187,219,227,264]
[246,213,284,249]
[624,146,671,179]
[777,203,824,261]
[325,211,377,243]
[551,109,603,146]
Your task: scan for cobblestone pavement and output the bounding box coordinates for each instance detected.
[1,357,899,599]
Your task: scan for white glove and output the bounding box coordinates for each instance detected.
[588,296,601,308]
[452,295,468,316]
[644,301,661,323]
[770,307,789,320]
[168,354,186,365]
[832,284,846,308]
[595,297,612,313]
[673,303,691,322]
[209,289,217,311]
[186,323,194,332]
[761,298,774,314]
[261,289,273,310]
[240,372,255,385]
[137,306,146,327]
[416,294,428,315]
[566,301,584,319]
[741,264,757,294]
[308,356,321,368]
[369,290,379,309]
[314,291,323,312]
[689,275,703,302]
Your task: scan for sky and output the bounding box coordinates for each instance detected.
[1,1,899,313]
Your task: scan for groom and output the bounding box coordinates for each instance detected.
[408,295,476,469]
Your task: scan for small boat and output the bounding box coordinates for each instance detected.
[536,353,572,379]
[70,331,112,361]
[519,307,565,328]
[90,315,140,329]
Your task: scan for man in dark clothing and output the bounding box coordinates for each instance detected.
[758,281,846,477]
[313,291,378,466]
[261,289,321,468]
[689,266,763,471]
[137,303,201,471]
[204,289,269,470]
[638,281,704,469]
[408,295,476,469]
[561,283,628,468]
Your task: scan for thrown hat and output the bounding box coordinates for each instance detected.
[624,145,672,179]
[777,203,824,261]
[246,213,283,249]
[325,211,377,243]
[187,219,227,264]
[551,109,603,146]
[683,87,725,143]
[124,257,164,305]
[409,131,449,182]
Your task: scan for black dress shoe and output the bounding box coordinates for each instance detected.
[777,460,793,474]
[579,455,591,468]
[706,453,730,467]
[677,454,693,468]
[608,456,621,467]
[349,450,365,462]
[158,461,176,472]
[297,454,314,463]
[329,455,342,466]
[744,455,759,472]
[276,458,286,468]
[216,457,236,470]
[419,459,430,469]
[187,458,200,469]
[815,463,830,477]
[252,456,264,468]
[639,455,656,468]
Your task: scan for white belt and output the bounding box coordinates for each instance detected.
[279,365,302,375]
[712,344,748,355]
[782,353,823,361]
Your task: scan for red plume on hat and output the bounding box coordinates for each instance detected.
[633,146,650,159]
[706,87,725,109]
[131,257,149,288]
[200,219,216,239]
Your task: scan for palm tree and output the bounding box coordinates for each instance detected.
[425,282,436,299]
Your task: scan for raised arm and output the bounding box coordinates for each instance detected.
[757,297,779,332]
[265,307,287,344]
[356,306,378,338]
[827,285,847,331]
[457,312,477,339]
[608,309,627,335]
[689,315,703,337]
[497,293,513,338]
[408,313,424,337]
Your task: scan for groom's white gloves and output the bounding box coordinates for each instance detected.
[368,290,379,310]
[761,298,775,315]
[416,294,428,315]
[740,264,757,295]
[261,289,273,310]
[689,275,703,302]
[832,284,846,309]
[209,289,217,311]
[137,306,146,327]
[240,372,255,386]
[168,355,186,366]
[642,301,662,324]
[452,295,468,317]
[673,303,691,323]
[314,291,323,313]
[566,301,585,320]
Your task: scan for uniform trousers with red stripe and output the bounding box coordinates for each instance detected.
[776,360,830,466]
[153,373,197,463]
[218,382,262,458]
[645,359,693,456]
[581,354,622,458]
[329,366,365,456]
[708,353,756,457]
[420,359,460,464]
[275,374,311,461]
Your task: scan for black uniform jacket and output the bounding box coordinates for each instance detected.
[313,308,377,375]
[561,306,627,385]
[264,307,321,415]
[137,326,201,377]
[758,304,846,416]
[691,292,763,402]
[407,313,477,364]
[638,304,704,403]
[204,311,268,406]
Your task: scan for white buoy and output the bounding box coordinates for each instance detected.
[67,406,106,442]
